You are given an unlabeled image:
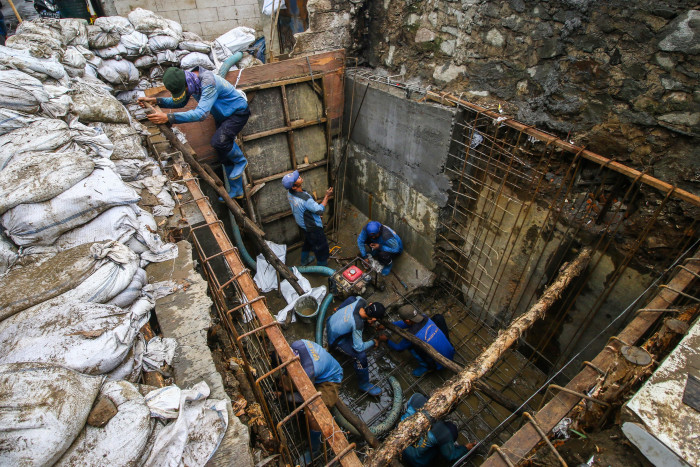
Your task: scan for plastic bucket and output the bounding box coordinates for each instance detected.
[294,295,319,324]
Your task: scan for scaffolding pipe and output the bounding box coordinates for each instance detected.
[367,247,593,466]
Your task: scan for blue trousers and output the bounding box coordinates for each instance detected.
[302,228,330,263]
[410,348,444,371]
[331,334,368,371]
[211,109,250,161]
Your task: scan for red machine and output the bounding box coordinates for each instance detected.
[342,265,364,283]
[329,257,379,299]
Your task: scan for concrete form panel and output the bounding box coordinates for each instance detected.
[256,181,291,219]
[286,82,324,122]
[294,126,327,165]
[245,133,292,180]
[264,216,301,245]
[243,88,286,136]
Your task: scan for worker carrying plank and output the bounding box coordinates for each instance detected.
[387,305,455,377]
[138,66,250,199]
[357,221,403,276]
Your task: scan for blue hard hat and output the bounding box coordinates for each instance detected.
[282,170,300,189]
[366,221,381,235]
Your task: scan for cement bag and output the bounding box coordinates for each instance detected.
[156,49,178,64]
[59,18,89,47]
[0,45,67,81]
[101,122,147,160]
[179,40,211,54]
[134,54,157,68]
[149,34,179,53]
[1,167,140,246]
[144,381,229,467]
[55,205,140,251]
[0,69,49,113]
[215,26,256,55]
[0,242,97,321]
[0,150,94,215]
[108,267,147,308]
[0,362,102,466]
[0,299,152,374]
[180,52,214,70]
[120,30,149,56]
[0,118,71,169]
[94,43,128,59]
[98,58,140,89]
[0,233,17,275]
[87,24,121,49]
[128,8,168,34]
[95,15,135,35]
[57,380,152,467]
[107,332,144,382]
[71,79,130,123]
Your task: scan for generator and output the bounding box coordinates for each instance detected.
[329,257,380,299]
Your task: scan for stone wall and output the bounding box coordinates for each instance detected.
[101,0,263,39]
[291,0,367,56]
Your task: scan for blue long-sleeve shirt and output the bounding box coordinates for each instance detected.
[401,401,468,467]
[291,340,343,384]
[388,316,455,361]
[287,190,324,231]
[357,224,403,258]
[326,296,374,352]
[156,69,248,124]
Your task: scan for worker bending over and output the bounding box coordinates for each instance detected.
[282,170,333,266]
[387,305,455,377]
[138,66,250,199]
[326,296,387,396]
[357,221,403,275]
[401,393,471,467]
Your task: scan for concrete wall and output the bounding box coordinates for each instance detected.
[102,0,262,39]
[344,75,456,269]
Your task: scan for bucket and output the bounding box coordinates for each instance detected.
[294,295,319,324]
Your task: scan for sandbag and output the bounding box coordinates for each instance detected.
[97,58,140,89]
[76,44,102,69]
[150,65,165,80]
[57,380,152,466]
[144,381,229,467]
[61,46,86,73]
[101,122,147,159]
[0,118,71,168]
[128,8,169,34]
[94,15,135,35]
[0,233,17,276]
[71,79,130,123]
[130,206,179,263]
[116,89,145,103]
[55,205,140,251]
[5,33,63,60]
[0,44,68,81]
[180,51,214,70]
[2,166,140,246]
[0,150,94,215]
[94,43,128,59]
[87,24,121,49]
[68,117,115,158]
[0,108,42,136]
[0,69,49,113]
[113,157,156,181]
[0,362,103,466]
[59,18,89,47]
[156,49,178,64]
[16,19,64,43]
[108,267,147,308]
[134,54,157,68]
[148,34,179,53]
[0,242,98,321]
[179,40,211,54]
[120,30,149,56]
[215,26,256,55]
[0,298,152,374]
[107,332,144,382]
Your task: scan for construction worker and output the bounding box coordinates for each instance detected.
[357,221,403,275]
[400,393,471,467]
[326,296,387,396]
[282,170,333,266]
[138,67,250,199]
[387,305,455,377]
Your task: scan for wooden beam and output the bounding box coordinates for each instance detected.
[481,249,700,466]
[252,159,329,185]
[240,117,327,142]
[368,247,593,466]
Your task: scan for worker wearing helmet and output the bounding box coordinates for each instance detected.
[138,67,250,199]
[282,170,333,266]
[357,221,403,275]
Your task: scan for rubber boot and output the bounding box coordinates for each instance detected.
[412,364,431,378]
[300,251,315,266]
[381,260,393,276]
[300,429,322,464]
[356,368,382,396]
[316,259,328,267]
[228,175,244,199]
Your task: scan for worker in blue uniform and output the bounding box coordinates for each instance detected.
[138,66,250,199]
[387,305,455,377]
[357,221,403,275]
[326,296,387,396]
[401,393,471,467]
[282,170,333,266]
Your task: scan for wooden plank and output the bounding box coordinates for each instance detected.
[241,117,327,142]
[279,85,297,170]
[175,163,360,467]
[481,253,700,466]
[252,158,329,185]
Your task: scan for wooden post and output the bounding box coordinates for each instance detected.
[158,124,306,296]
[367,247,593,466]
